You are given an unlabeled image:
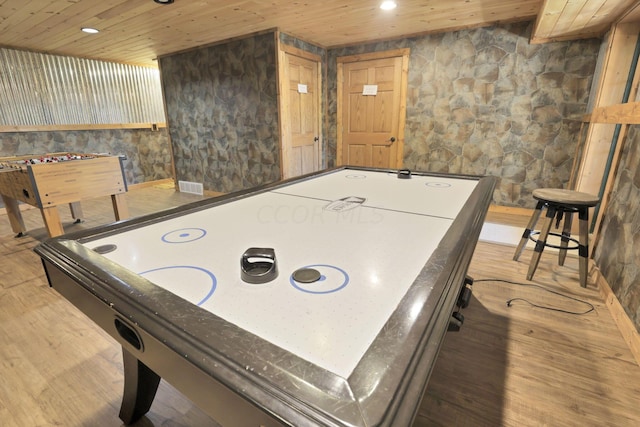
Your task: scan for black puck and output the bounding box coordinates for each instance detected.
[292,268,321,283]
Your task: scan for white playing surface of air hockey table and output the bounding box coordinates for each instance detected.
[86,168,478,378]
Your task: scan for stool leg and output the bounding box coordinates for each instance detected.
[558,210,573,266]
[514,200,545,261]
[578,208,590,288]
[527,205,557,281]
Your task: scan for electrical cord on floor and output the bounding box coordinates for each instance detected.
[474,278,595,315]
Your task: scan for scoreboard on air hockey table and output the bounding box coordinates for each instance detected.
[0,152,129,238]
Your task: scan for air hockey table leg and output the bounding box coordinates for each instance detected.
[119,348,161,425]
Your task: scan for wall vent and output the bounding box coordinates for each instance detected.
[178,180,204,195]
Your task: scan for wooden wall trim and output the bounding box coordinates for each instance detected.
[619,0,640,23]
[128,178,223,197]
[584,101,640,124]
[279,43,322,62]
[127,178,175,190]
[488,204,534,217]
[573,22,640,256]
[276,38,290,180]
[336,48,411,64]
[591,261,640,367]
[0,123,167,133]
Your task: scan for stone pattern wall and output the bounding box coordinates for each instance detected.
[327,22,600,208]
[594,124,640,332]
[0,128,171,182]
[160,33,280,193]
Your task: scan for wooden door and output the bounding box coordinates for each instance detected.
[279,47,322,179]
[337,49,409,169]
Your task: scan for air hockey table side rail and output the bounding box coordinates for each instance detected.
[35,166,496,427]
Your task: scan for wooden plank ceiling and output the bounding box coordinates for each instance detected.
[532,0,639,42]
[0,0,638,68]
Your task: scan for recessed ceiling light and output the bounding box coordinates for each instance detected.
[81,27,99,34]
[153,0,174,4]
[380,1,397,10]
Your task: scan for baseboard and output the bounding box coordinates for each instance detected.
[128,178,175,190]
[591,260,640,367]
[488,204,534,217]
[128,179,224,198]
[204,190,225,197]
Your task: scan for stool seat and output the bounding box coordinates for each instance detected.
[532,188,600,207]
[514,188,600,288]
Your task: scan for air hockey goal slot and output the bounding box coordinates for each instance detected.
[115,317,143,351]
[241,247,278,284]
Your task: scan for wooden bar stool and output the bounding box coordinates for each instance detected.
[513,188,600,287]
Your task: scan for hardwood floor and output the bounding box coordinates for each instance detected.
[1,184,638,427]
[416,244,640,426]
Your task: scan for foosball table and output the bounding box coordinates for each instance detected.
[0,153,129,237]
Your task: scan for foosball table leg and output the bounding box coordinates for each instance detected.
[40,206,65,237]
[1,194,27,238]
[69,202,84,224]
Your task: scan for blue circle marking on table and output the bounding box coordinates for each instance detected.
[426,182,452,188]
[161,227,207,243]
[139,265,217,306]
[290,264,349,294]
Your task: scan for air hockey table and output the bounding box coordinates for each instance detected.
[35,166,495,426]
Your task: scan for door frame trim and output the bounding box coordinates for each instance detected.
[336,48,410,168]
[276,39,324,180]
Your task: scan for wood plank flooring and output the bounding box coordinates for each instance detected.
[0,184,638,427]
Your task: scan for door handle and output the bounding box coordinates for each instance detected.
[383,137,396,146]
[314,136,319,142]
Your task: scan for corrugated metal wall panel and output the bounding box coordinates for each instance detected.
[0,48,166,126]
